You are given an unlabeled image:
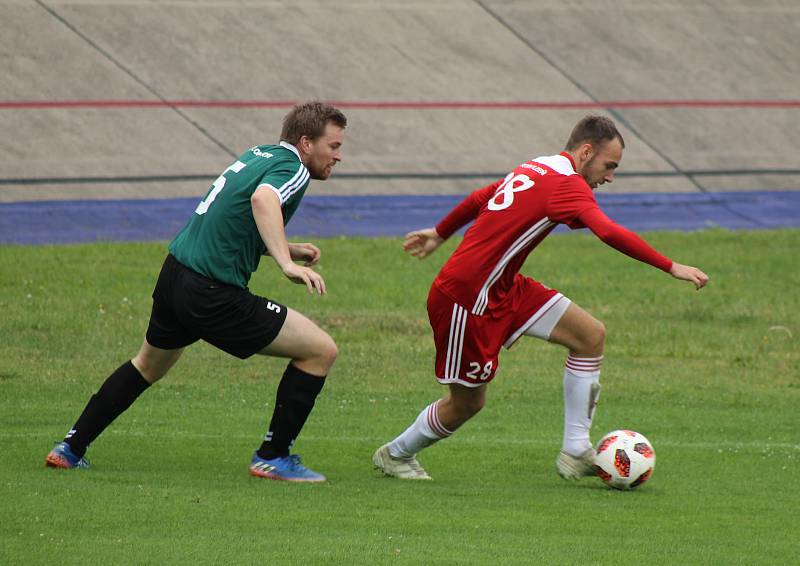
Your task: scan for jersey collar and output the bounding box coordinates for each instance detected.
[279,140,302,160]
[559,151,577,172]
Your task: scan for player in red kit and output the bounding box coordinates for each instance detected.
[373,115,709,481]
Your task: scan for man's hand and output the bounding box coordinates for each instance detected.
[669,262,709,290]
[289,242,321,266]
[403,228,444,259]
[280,261,326,295]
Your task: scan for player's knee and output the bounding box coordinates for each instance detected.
[593,319,606,348]
[567,317,605,357]
[316,334,338,371]
[583,319,606,356]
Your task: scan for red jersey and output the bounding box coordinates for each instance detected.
[434,152,672,315]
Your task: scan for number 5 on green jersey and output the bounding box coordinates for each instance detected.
[195,160,247,215]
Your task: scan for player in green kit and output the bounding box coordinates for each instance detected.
[45,102,346,482]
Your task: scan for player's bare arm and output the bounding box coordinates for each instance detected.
[403,228,444,259]
[288,242,321,266]
[252,187,326,294]
[261,242,321,266]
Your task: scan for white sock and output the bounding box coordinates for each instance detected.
[388,400,452,459]
[562,355,603,456]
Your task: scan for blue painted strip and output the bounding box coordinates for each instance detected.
[1,191,798,245]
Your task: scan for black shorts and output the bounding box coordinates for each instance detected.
[145,254,288,359]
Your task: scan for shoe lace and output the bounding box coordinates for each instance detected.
[287,454,306,471]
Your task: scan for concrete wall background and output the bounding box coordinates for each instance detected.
[1,0,798,203]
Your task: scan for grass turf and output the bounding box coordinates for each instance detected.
[1,229,798,564]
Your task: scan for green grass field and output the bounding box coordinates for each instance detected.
[1,229,798,564]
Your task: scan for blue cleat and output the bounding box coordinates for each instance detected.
[250,453,326,483]
[45,442,90,469]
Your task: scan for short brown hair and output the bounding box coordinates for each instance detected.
[280,101,347,145]
[564,115,625,151]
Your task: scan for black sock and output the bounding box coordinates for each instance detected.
[257,363,326,460]
[64,360,151,457]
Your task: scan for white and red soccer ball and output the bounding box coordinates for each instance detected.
[594,430,656,490]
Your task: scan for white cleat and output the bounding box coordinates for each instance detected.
[372,444,432,480]
[556,448,597,480]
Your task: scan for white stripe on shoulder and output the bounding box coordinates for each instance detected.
[532,154,576,176]
[281,167,310,202]
[278,164,308,196]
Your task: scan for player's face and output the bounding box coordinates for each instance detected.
[304,124,344,180]
[582,138,623,189]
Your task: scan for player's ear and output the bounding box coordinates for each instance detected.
[298,135,313,154]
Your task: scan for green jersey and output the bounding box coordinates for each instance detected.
[169,142,310,288]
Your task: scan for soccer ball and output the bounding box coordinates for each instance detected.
[594,430,656,490]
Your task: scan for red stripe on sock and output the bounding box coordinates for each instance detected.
[427,401,451,438]
[566,356,603,372]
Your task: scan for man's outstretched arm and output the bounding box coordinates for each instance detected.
[577,207,709,289]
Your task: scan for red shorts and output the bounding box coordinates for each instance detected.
[427,277,561,387]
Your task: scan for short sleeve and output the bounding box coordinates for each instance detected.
[546,176,599,228]
[257,161,310,206]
